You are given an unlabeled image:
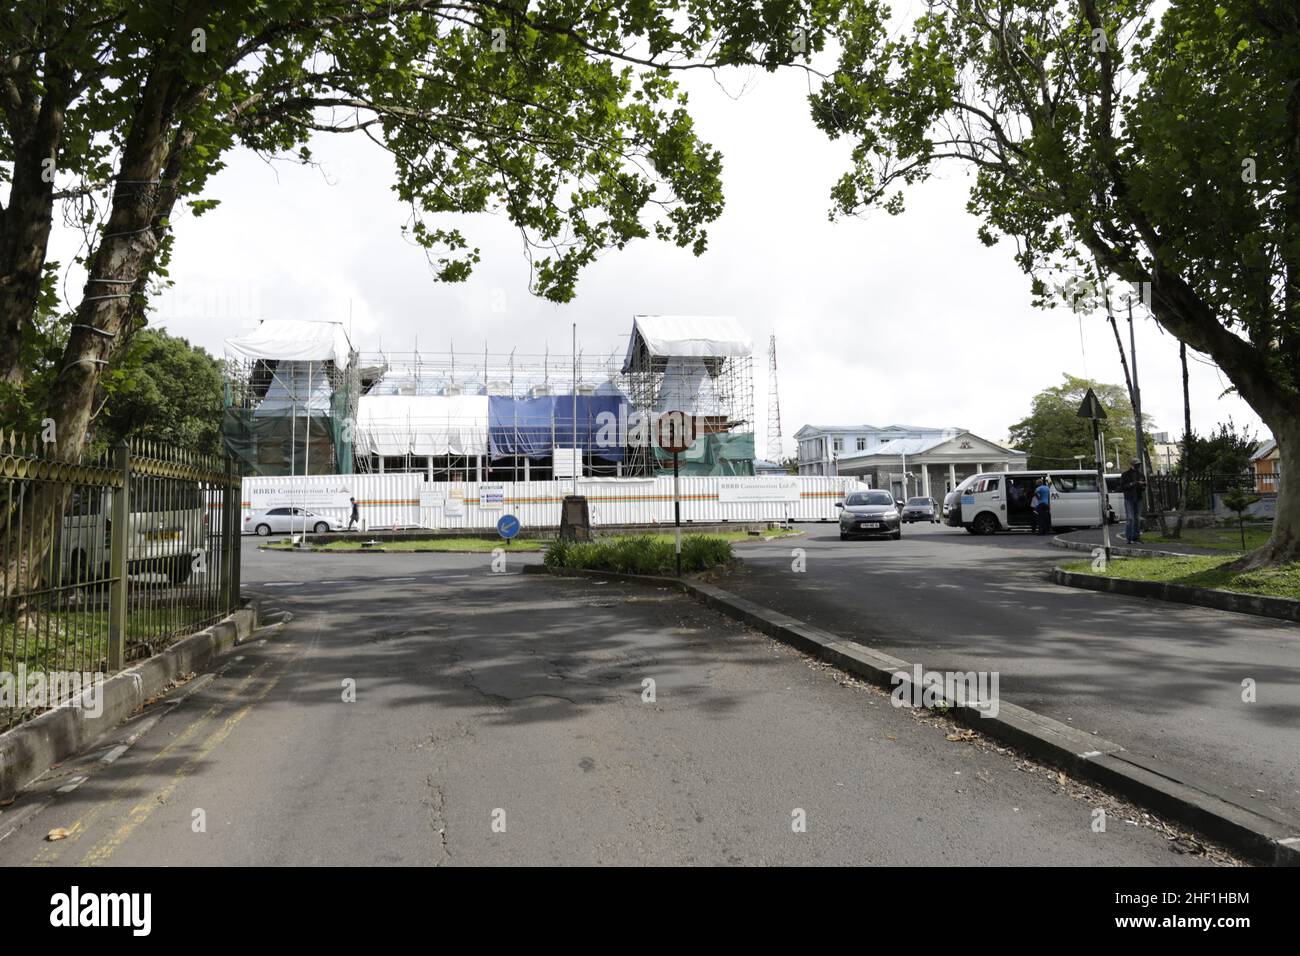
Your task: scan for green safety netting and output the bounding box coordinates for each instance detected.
[652,432,755,476]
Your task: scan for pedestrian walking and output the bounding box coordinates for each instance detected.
[1034,476,1053,535]
[1120,458,1146,543]
[347,496,360,532]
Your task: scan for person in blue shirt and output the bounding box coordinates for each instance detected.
[1034,477,1052,535]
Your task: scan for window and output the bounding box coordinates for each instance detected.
[856,437,866,451]
[268,507,291,516]
[833,438,843,452]
[1054,475,1099,494]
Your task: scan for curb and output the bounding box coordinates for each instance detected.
[530,564,1300,865]
[0,603,261,803]
[1051,567,1300,623]
[1051,534,1204,559]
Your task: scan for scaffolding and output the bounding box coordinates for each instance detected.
[621,315,755,476]
[220,316,756,480]
[221,321,360,476]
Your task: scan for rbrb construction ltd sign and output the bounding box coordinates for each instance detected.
[717,477,800,503]
[247,480,353,513]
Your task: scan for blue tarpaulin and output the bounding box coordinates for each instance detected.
[489,395,629,461]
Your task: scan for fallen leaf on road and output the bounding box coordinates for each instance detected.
[46,828,70,841]
[885,735,897,741]
[946,730,978,742]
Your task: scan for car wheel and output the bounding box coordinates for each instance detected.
[964,525,978,534]
[256,523,271,537]
[974,513,1000,536]
[891,530,902,540]
[314,522,329,534]
[839,532,849,541]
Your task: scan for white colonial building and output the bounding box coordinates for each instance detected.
[795,423,1026,499]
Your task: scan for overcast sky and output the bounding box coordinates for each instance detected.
[51,62,1264,461]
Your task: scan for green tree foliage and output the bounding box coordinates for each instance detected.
[815,0,1300,566]
[1179,420,1258,477]
[94,330,223,456]
[1009,374,1152,469]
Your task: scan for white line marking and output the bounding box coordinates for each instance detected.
[56,776,88,794]
[1078,750,1103,758]
[99,745,129,765]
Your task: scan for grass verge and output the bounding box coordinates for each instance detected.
[1150,524,1273,552]
[545,534,734,575]
[267,538,544,553]
[1062,554,1300,600]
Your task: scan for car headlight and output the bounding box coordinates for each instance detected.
[882,509,898,519]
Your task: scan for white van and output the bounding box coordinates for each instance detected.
[59,477,208,585]
[946,470,1124,535]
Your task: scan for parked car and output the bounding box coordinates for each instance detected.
[901,496,940,523]
[837,490,902,540]
[244,507,342,536]
[59,479,207,585]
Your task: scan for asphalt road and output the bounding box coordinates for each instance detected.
[0,538,1228,865]
[722,521,1300,820]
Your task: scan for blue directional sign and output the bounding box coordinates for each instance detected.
[497,514,521,540]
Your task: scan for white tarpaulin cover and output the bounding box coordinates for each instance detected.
[654,356,726,415]
[622,315,752,370]
[252,363,334,415]
[225,319,353,365]
[355,394,488,456]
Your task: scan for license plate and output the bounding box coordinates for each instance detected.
[859,522,881,529]
[145,530,180,541]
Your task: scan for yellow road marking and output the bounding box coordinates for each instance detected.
[31,661,276,865]
[81,674,281,866]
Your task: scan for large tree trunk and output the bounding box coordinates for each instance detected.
[1231,420,1300,570]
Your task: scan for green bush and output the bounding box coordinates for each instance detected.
[543,534,733,575]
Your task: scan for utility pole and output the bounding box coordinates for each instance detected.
[572,322,578,495]
[1127,296,1148,502]
[766,335,783,465]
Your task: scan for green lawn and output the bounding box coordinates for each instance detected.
[1151,524,1274,552]
[1063,554,1300,601]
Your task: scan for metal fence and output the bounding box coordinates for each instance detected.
[1146,472,1275,513]
[1,435,240,730]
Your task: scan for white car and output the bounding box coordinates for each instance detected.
[244,507,342,536]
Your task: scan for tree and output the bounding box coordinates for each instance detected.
[816,0,1300,568]
[1009,374,1152,468]
[1178,419,1258,477]
[1,0,843,596]
[94,329,223,456]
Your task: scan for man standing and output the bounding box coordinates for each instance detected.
[1120,458,1146,543]
[347,496,360,532]
[1034,476,1053,535]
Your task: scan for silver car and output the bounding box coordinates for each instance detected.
[244,507,342,536]
[837,490,902,540]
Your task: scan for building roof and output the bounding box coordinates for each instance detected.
[1252,438,1278,460]
[836,431,1025,464]
[621,315,752,371]
[225,319,354,365]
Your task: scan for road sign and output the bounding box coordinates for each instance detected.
[656,411,694,454]
[1076,388,1107,420]
[497,514,520,540]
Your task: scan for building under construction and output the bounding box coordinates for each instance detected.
[222,315,755,481]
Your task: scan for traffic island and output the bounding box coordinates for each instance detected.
[527,563,1300,865]
[1052,556,1300,623]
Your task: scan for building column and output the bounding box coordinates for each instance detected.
[921,464,931,498]
[948,463,956,491]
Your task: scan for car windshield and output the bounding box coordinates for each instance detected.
[906,498,929,505]
[847,492,894,507]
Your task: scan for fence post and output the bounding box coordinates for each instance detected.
[225,458,240,612]
[107,440,130,671]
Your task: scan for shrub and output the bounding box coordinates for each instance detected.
[542,534,733,575]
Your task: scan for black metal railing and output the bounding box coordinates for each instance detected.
[1145,471,1276,513]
